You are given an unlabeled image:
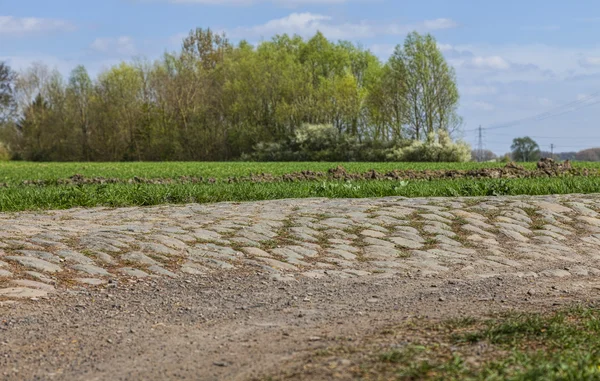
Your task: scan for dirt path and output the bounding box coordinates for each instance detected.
[2,194,600,380]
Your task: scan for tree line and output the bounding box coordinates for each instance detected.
[0,30,463,162]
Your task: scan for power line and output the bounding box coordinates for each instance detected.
[470,132,600,140]
[464,92,600,133]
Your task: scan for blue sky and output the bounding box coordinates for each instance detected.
[2,0,600,154]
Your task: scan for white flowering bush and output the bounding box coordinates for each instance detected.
[386,130,471,162]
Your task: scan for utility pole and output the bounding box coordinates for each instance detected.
[550,143,554,158]
[477,125,484,162]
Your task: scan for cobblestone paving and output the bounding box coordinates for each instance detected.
[2,194,600,300]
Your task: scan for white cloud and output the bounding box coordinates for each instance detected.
[90,36,137,56]
[0,16,75,36]
[468,56,511,70]
[471,101,495,111]
[423,18,458,30]
[579,56,600,68]
[461,85,498,96]
[227,13,458,39]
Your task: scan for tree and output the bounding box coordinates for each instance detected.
[397,32,461,140]
[511,137,541,162]
[0,62,16,123]
[472,149,497,162]
[0,30,469,162]
[575,148,600,162]
[67,65,93,160]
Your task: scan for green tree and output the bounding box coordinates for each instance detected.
[396,32,460,140]
[93,62,144,160]
[0,62,16,123]
[66,65,93,160]
[511,136,541,162]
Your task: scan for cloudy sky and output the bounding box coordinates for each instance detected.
[2,0,600,154]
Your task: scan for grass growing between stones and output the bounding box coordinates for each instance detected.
[2,176,600,212]
[354,306,600,380]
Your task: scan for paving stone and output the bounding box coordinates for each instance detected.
[326,248,357,261]
[151,235,188,250]
[363,237,395,247]
[484,255,523,268]
[11,279,55,292]
[423,225,456,237]
[139,242,179,256]
[0,287,48,299]
[81,239,123,253]
[496,216,530,228]
[119,267,151,278]
[463,218,496,230]
[191,257,236,270]
[121,252,159,266]
[286,246,319,258]
[434,235,462,247]
[148,265,178,278]
[535,230,566,240]
[578,216,600,227]
[452,210,487,221]
[391,231,425,243]
[180,261,210,275]
[541,269,571,278]
[56,250,95,265]
[324,229,358,240]
[6,256,62,273]
[461,224,495,238]
[72,264,111,277]
[23,271,55,284]
[544,224,573,236]
[322,257,355,267]
[15,250,60,263]
[243,247,272,258]
[75,278,107,286]
[389,237,424,249]
[92,251,118,265]
[534,201,572,214]
[499,229,530,242]
[420,214,453,224]
[361,230,387,238]
[330,243,360,253]
[496,222,532,235]
[363,245,403,259]
[191,229,227,243]
[500,212,533,225]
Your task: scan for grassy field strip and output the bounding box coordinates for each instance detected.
[3,161,598,184]
[1,176,600,212]
[351,306,600,380]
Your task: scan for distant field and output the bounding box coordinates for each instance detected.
[1,161,599,212]
[1,161,599,184]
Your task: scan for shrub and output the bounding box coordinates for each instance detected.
[246,125,471,162]
[386,130,471,162]
[0,142,10,161]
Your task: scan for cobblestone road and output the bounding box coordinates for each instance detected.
[2,194,600,300]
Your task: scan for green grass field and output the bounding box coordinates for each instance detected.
[352,306,600,380]
[4,161,598,184]
[1,161,600,212]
